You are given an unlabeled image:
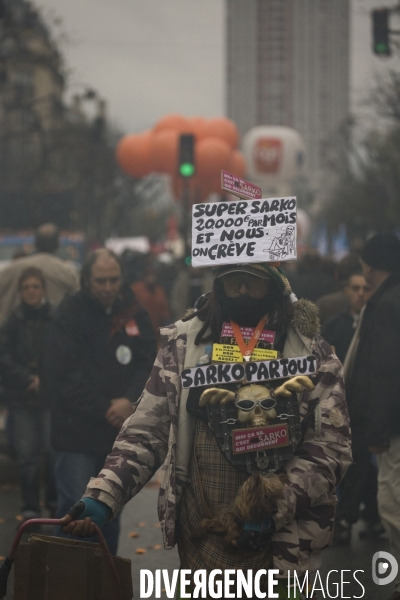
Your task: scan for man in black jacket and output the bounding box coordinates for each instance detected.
[346,233,400,600]
[322,271,371,363]
[326,273,383,544]
[47,249,156,554]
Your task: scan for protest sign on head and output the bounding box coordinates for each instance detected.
[191,197,297,267]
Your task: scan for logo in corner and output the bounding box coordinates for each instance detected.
[372,551,398,585]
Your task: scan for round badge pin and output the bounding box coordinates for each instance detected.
[116,345,132,365]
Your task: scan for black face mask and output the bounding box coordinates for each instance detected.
[219,292,276,327]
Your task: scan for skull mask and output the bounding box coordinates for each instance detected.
[235,384,277,428]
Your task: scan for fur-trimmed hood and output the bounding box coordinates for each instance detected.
[290,298,320,338]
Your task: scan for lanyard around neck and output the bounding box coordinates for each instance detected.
[230,315,268,362]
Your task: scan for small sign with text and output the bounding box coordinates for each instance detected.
[221,170,262,199]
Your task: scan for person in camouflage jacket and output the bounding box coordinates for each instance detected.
[62,263,351,582]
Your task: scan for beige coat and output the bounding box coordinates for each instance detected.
[0,253,79,323]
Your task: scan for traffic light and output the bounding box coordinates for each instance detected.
[372,9,391,56]
[178,134,195,178]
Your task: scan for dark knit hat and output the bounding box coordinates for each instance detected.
[361,233,400,273]
[213,263,292,296]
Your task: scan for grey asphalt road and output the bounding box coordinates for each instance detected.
[0,475,395,599]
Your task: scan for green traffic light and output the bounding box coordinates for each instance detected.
[179,163,195,177]
[375,43,389,53]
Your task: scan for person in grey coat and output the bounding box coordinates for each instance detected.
[0,223,79,323]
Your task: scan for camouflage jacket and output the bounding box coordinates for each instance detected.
[85,300,352,575]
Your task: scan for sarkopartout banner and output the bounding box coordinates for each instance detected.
[191,197,297,267]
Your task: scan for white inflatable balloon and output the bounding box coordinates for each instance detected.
[242,126,306,185]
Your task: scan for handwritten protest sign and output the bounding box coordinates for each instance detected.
[181,355,316,389]
[191,197,297,267]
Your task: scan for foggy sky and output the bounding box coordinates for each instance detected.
[36,0,400,135]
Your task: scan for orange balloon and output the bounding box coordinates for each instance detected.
[227,150,246,178]
[196,137,232,179]
[187,116,206,141]
[202,117,239,149]
[116,131,152,178]
[153,113,190,134]
[150,129,180,174]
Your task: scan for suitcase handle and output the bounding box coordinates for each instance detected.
[0,518,123,600]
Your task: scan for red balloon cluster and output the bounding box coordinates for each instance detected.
[116,114,246,201]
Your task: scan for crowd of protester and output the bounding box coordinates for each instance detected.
[0,223,399,596]
[291,237,400,599]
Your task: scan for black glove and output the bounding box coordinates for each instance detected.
[67,498,110,528]
[236,515,276,551]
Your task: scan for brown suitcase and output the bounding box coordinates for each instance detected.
[14,534,133,600]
